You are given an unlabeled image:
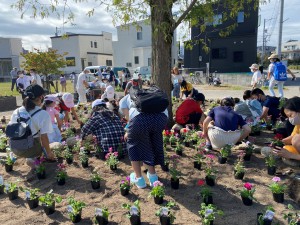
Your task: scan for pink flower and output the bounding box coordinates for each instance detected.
[105,153,110,160]
[244,182,253,190]
[272,176,281,182]
[126,176,130,182]
[113,152,118,157]
[61,141,66,146]
[109,147,113,153]
[206,154,215,160]
[153,181,163,187]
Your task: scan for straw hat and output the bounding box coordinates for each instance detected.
[268,53,279,60]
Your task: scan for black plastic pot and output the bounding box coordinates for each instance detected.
[244,153,252,161]
[193,161,201,170]
[0,185,4,194]
[96,152,106,160]
[171,178,179,189]
[91,181,100,190]
[110,165,117,171]
[8,190,18,200]
[57,157,64,163]
[5,163,13,172]
[218,156,227,164]
[266,125,273,130]
[66,158,73,164]
[234,171,245,180]
[273,192,284,203]
[160,216,171,225]
[120,188,129,196]
[203,195,213,205]
[205,176,215,187]
[175,150,183,156]
[130,215,141,225]
[241,196,253,206]
[184,141,190,147]
[27,198,39,209]
[267,166,276,175]
[170,142,176,148]
[57,178,65,186]
[154,196,164,204]
[81,161,89,168]
[257,213,272,225]
[43,202,55,215]
[37,171,46,179]
[71,213,82,223]
[161,163,169,172]
[95,216,108,225]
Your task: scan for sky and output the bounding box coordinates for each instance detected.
[1,0,300,51]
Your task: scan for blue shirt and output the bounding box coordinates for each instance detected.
[261,96,280,121]
[208,106,246,131]
[245,99,263,117]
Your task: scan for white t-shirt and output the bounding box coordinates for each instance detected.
[171,74,183,85]
[16,76,31,89]
[10,106,53,138]
[76,73,87,90]
[31,74,42,87]
[251,70,262,85]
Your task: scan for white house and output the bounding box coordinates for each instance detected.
[113,21,178,72]
[282,40,300,60]
[0,37,24,81]
[51,32,113,74]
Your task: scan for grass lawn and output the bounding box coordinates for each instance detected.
[0,81,75,96]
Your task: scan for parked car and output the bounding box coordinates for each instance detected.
[84,66,107,75]
[133,66,151,81]
[112,67,131,79]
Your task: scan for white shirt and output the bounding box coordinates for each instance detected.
[10,106,53,138]
[76,73,87,90]
[16,76,31,90]
[171,74,183,85]
[251,70,262,85]
[31,73,42,87]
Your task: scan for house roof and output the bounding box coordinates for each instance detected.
[50,33,104,39]
[87,52,113,56]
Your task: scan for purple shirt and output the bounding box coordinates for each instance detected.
[208,106,246,131]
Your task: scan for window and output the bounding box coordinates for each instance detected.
[88,62,92,66]
[148,58,151,67]
[213,14,222,26]
[106,60,112,66]
[137,26,142,40]
[237,12,244,23]
[126,62,132,67]
[233,51,243,62]
[94,42,97,48]
[90,41,93,48]
[134,56,139,64]
[66,57,76,66]
[212,48,227,59]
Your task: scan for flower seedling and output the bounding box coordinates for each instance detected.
[265,154,276,167]
[149,181,165,198]
[34,157,46,174]
[283,204,300,225]
[205,155,217,180]
[269,177,287,194]
[258,206,275,225]
[39,189,62,207]
[198,203,224,225]
[90,171,103,182]
[120,176,131,190]
[220,144,232,158]
[56,163,67,181]
[155,201,176,224]
[105,147,119,167]
[24,188,40,200]
[67,196,86,221]
[122,200,140,218]
[240,182,256,200]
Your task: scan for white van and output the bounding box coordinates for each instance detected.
[133,66,151,81]
[84,65,107,74]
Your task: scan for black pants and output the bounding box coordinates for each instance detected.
[183,88,198,98]
[185,112,202,126]
[11,78,17,91]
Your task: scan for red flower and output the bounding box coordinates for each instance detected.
[183,128,187,133]
[274,133,283,140]
[197,180,205,186]
[244,182,252,190]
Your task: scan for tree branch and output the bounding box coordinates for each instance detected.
[173,0,198,30]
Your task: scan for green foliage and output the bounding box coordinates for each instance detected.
[5,182,19,193]
[155,201,176,224]
[258,206,275,225]
[122,200,140,218]
[283,204,300,225]
[90,171,103,182]
[20,48,67,75]
[265,155,276,167]
[94,207,109,220]
[79,151,88,163]
[63,149,73,160]
[220,144,232,158]
[199,203,224,225]
[149,181,165,198]
[67,196,86,219]
[24,188,40,200]
[39,189,62,207]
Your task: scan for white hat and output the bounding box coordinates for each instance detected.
[249,64,259,70]
[62,93,74,108]
[44,94,57,102]
[105,85,115,99]
[92,99,106,108]
[268,53,279,60]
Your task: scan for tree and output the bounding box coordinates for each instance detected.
[13,0,264,124]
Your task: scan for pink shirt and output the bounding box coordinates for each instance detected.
[46,107,59,124]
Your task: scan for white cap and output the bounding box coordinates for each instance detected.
[249,64,259,70]
[62,93,74,108]
[105,85,115,99]
[92,99,106,108]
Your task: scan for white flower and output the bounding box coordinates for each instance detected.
[67,205,73,213]
[25,191,31,200]
[205,209,214,218]
[95,208,103,216]
[161,207,169,216]
[130,206,139,215]
[264,210,275,220]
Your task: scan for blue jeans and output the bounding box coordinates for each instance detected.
[172,83,180,98]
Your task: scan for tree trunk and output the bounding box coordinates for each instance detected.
[150,0,174,127]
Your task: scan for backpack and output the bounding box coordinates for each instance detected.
[129,85,169,113]
[5,109,42,157]
[273,62,287,81]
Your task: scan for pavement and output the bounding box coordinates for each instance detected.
[0,75,299,119]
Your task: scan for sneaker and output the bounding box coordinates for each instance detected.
[204,144,212,152]
[130,172,146,189]
[147,172,158,187]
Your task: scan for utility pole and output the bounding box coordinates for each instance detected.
[261,19,266,65]
[277,0,284,58]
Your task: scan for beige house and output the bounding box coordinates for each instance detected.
[51,32,113,74]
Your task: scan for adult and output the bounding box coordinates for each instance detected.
[175,93,206,128]
[81,99,126,153]
[273,97,300,161]
[203,97,251,150]
[243,90,263,118]
[30,69,42,87]
[179,79,198,99]
[233,97,253,120]
[10,67,18,91]
[249,63,262,89]
[106,67,115,86]
[119,87,168,188]
[121,69,129,90]
[58,93,82,125]
[60,74,67,92]
[171,67,183,99]
[16,71,31,99]
[124,77,142,95]
[76,69,89,104]
[251,88,280,124]
[71,72,78,93]
[9,84,55,161]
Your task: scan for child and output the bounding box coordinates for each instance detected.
[57,93,82,125]
[43,95,62,143]
[60,74,67,92]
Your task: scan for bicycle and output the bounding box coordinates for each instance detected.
[189,72,202,85]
